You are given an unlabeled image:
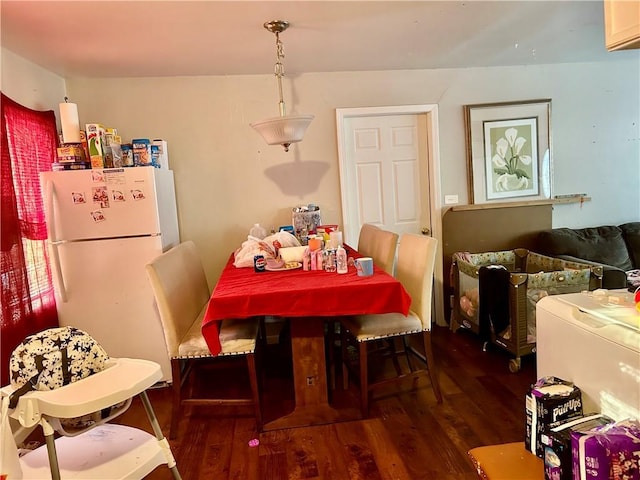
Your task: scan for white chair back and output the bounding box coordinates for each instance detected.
[396,233,438,331]
[357,223,380,258]
[370,228,399,275]
[146,241,210,357]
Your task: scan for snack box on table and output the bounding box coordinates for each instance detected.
[526,376,584,458]
[572,418,640,480]
[542,413,614,480]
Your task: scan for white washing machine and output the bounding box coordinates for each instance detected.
[536,290,640,422]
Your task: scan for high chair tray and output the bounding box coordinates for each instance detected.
[1,358,161,428]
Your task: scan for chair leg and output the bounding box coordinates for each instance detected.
[41,418,61,480]
[246,353,263,432]
[359,341,369,418]
[387,338,403,376]
[169,358,182,439]
[422,331,442,403]
[402,336,415,372]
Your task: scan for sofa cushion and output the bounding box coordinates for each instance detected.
[619,222,640,269]
[538,226,633,271]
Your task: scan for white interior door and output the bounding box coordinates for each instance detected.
[341,114,430,241]
[336,105,446,326]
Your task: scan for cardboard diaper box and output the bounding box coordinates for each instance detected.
[542,414,614,480]
[572,419,640,480]
[526,377,584,458]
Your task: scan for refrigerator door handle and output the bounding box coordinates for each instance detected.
[44,178,59,242]
[49,241,68,303]
[44,178,68,302]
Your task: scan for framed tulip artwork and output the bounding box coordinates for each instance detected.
[464,99,553,204]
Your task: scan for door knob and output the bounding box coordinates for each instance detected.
[421,227,431,235]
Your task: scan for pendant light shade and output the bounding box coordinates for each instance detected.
[250,115,314,151]
[250,20,314,152]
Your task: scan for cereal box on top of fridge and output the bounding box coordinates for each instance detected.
[85,123,105,169]
[572,418,640,480]
[102,128,118,169]
[121,144,134,167]
[152,139,168,169]
[132,138,152,167]
[526,376,583,458]
[110,135,123,168]
[79,130,90,162]
[56,145,86,163]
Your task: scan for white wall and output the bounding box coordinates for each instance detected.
[3,48,639,284]
[1,48,66,117]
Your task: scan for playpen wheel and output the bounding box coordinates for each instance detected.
[508,358,521,373]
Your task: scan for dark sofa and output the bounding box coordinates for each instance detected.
[537,222,640,289]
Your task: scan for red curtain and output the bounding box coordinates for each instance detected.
[1,93,59,385]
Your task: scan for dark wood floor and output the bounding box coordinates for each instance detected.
[117,324,537,480]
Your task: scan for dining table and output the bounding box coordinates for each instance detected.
[201,245,411,431]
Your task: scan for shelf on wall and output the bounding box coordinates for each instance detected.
[449,196,591,212]
[552,195,592,205]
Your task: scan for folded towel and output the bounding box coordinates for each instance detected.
[279,246,307,263]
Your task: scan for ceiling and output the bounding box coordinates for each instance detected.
[1,0,622,79]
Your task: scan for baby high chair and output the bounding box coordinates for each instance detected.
[1,357,181,479]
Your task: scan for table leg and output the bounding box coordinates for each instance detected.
[262,317,360,430]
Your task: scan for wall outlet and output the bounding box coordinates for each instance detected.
[444,194,459,205]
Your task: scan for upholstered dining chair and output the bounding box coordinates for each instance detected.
[356,223,398,274]
[340,233,443,417]
[369,227,399,275]
[357,223,380,258]
[145,241,262,439]
[329,224,399,389]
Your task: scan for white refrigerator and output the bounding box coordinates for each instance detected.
[40,167,179,382]
[536,292,640,422]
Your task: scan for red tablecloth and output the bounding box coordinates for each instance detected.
[202,247,412,355]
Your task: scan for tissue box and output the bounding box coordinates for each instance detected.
[526,377,583,458]
[542,414,614,480]
[572,419,640,480]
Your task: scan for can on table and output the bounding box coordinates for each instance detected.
[254,255,266,272]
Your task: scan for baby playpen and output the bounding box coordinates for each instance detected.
[450,248,602,372]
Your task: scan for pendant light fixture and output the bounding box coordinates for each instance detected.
[250,20,314,152]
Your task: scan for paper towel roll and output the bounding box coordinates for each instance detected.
[59,102,81,143]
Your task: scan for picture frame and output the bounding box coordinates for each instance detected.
[464,99,552,204]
